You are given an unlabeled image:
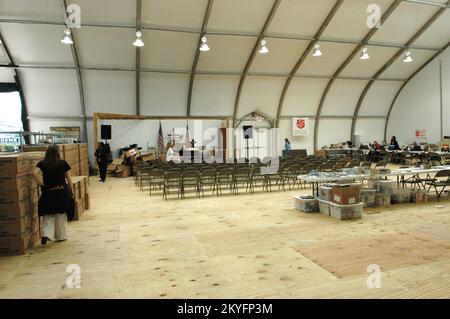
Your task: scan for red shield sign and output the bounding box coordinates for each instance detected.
[296,119,305,130]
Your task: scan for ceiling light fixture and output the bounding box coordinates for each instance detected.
[133,30,144,47]
[360,47,370,60]
[403,50,413,63]
[61,28,73,45]
[312,43,322,57]
[258,38,269,54]
[199,35,210,52]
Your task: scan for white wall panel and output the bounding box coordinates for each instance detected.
[21,68,80,116]
[321,0,393,42]
[321,80,368,116]
[388,58,440,143]
[238,76,285,119]
[196,35,254,73]
[278,118,315,156]
[249,39,309,74]
[191,75,239,116]
[359,81,403,116]
[83,70,135,116]
[0,68,14,82]
[141,73,189,116]
[414,10,450,49]
[0,48,9,64]
[370,2,438,45]
[0,0,61,21]
[268,0,337,37]
[380,49,436,79]
[141,31,197,70]
[354,118,386,144]
[317,118,352,149]
[208,0,275,34]
[298,43,356,76]
[142,0,206,29]
[0,24,73,65]
[76,27,135,68]
[282,78,329,116]
[67,0,136,25]
[443,48,450,138]
[341,46,399,78]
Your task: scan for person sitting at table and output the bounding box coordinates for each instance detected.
[372,141,382,151]
[410,142,422,152]
[388,136,400,150]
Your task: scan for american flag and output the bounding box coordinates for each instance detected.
[157,122,164,153]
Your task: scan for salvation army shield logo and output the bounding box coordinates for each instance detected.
[297,119,305,130]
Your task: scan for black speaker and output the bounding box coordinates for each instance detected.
[243,125,253,139]
[101,125,112,140]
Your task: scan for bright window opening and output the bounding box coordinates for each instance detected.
[0,91,23,132]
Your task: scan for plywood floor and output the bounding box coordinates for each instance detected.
[1,175,450,299]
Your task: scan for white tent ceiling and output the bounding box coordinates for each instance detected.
[0,0,449,149]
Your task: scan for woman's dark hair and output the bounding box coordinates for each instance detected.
[43,145,61,169]
[285,138,290,144]
[391,136,397,141]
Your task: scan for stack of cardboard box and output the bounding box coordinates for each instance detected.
[0,150,91,256]
[0,153,44,256]
[70,176,90,221]
[23,143,89,177]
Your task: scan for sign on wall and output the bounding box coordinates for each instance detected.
[415,129,427,140]
[292,117,309,136]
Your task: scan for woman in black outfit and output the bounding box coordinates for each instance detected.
[389,136,401,150]
[95,142,108,182]
[32,145,74,245]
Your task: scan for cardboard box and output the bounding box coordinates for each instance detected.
[0,154,28,174]
[0,233,32,256]
[332,184,361,205]
[0,188,29,206]
[115,165,131,178]
[0,199,31,222]
[28,185,40,205]
[84,193,90,210]
[0,173,33,191]
[0,214,32,238]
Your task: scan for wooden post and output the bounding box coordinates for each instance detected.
[93,112,99,156]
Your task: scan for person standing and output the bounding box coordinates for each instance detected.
[166,142,175,162]
[32,145,73,245]
[95,142,108,182]
[284,138,292,158]
[389,136,400,150]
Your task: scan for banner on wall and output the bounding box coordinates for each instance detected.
[415,129,427,140]
[292,117,309,136]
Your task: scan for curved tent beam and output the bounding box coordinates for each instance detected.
[351,1,449,144]
[384,41,449,140]
[312,0,403,151]
[61,0,88,143]
[232,0,282,128]
[275,0,344,127]
[186,0,214,117]
[135,0,142,116]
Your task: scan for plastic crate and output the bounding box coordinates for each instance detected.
[361,188,376,208]
[329,202,363,220]
[391,188,411,204]
[294,195,319,213]
[319,185,333,201]
[317,198,331,216]
[375,193,391,208]
[379,180,397,194]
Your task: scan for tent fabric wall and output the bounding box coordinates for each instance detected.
[387,47,450,145]
[0,0,449,155]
